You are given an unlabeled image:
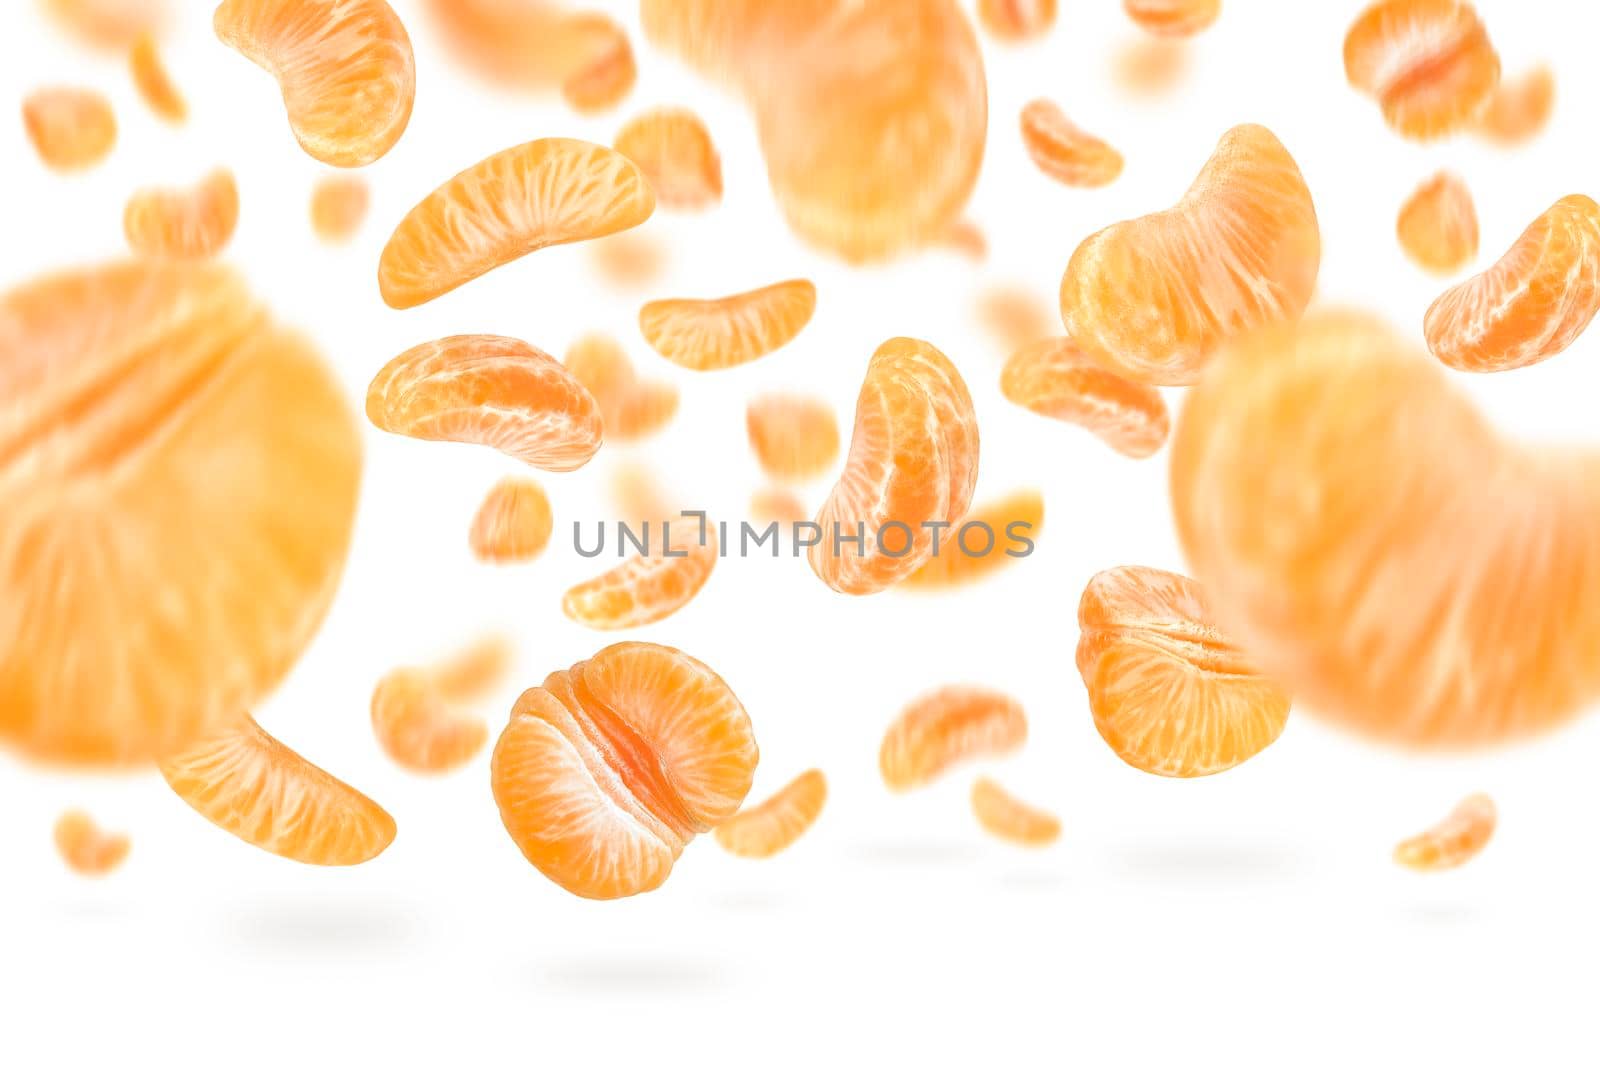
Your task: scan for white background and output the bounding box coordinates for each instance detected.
[3,1,1599,1063]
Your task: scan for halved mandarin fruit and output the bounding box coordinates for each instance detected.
[1423,195,1600,372]
[589,230,669,290]
[560,16,635,115]
[812,338,979,595]
[977,0,1056,43]
[1020,100,1123,189]
[971,777,1059,846]
[1475,64,1554,146]
[639,279,816,371]
[750,487,807,526]
[1112,36,1189,97]
[564,333,678,442]
[1395,794,1495,871]
[745,394,839,482]
[1342,0,1500,141]
[44,0,167,50]
[1124,0,1219,36]
[371,667,488,774]
[979,284,1056,355]
[1077,566,1289,777]
[491,641,758,899]
[161,717,395,865]
[469,476,553,565]
[124,169,239,260]
[714,769,827,858]
[1001,337,1170,459]
[22,87,116,172]
[130,33,186,122]
[366,335,603,471]
[310,175,369,244]
[902,489,1042,591]
[423,0,623,94]
[1396,172,1478,276]
[214,0,415,167]
[0,261,361,766]
[54,810,131,876]
[880,685,1027,791]
[614,107,723,211]
[379,138,654,309]
[1059,124,1320,386]
[562,521,717,630]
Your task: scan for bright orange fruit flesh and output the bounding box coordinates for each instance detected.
[371,667,488,774]
[978,284,1056,356]
[562,522,718,630]
[1020,100,1123,188]
[745,394,840,482]
[310,175,369,243]
[1423,195,1600,373]
[423,0,626,95]
[54,810,131,876]
[44,0,168,50]
[365,335,603,471]
[560,16,635,115]
[639,279,816,371]
[1001,337,1171,458]
[379,138,654,309]
[1396,172,1478,276]
[22,87,117,172]
[971,778,1060,846]
[880,686,1027,791]
[123,169,239,260]
[714,769,827,858]
[614,107,724,211]
[1077,566,1289,777]
[1171,309,1600,747]
[0,261,361,767]
[469,477,553,564]
[491,641,759,899]
[902,490,1043,590]
[1059,124,1321,386]
[1342,0,1500,141]
[564,333,678,441]
[130,33,186,122]
[1124,0,1219,36]
[1475,65,1554,146]
[214,0,415,167]
[640,0,986,263]
[811,338,979,595]
[1394,794,1495,870]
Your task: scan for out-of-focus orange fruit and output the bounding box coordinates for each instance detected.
[936,218,987,261]
[589,230,670,290]
[745,394,839,482]
[423,0,624,96]
[54,810,130,876]
[750,487,807,526]
[880,685,1027,790]
[469,477,553,564]
[124,169,239,260]
[1395,794,1495,870]
[978,284,1055,356]
[614,107,723,210]
[371,645,498,774]
[310,175,369,244]
[640,279,816,371]
[1001,337,1170,458]
[129,33,186,122]
[971,777,1059,846]
[562,522,717,630]
[1343,0,1500,141]
[1474,64,1554,146]
[430,633,514,703]
[608,460,677,525]
[560,15,635,114]
[564,333,678,442]
[1112,36,1189,97]
[1396,172,1478,276]
[22,87,116,172]
[1020,99,1123,188]
[977,0,1056,43]
[714,769,826,858]
[1123,0,1219,36]
[44,0,167,50]
[902,490,1042,590]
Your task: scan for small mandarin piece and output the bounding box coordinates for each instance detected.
[902,489,1042,591]
[564,333,678,441]
[130,33,186,121]
[609,460,676,525]
[0,262,360,766]
[971,778,1060,846]
[745,394,840,482]
[1395,794,1496,871]
[54,810,131,876]
[429,633,515,703]
[979,284,1055,355]
[560,17,636,115]
[750,487,807,526]
[22,87,117,172]
[1076,566,1289,777]
[1059,123,1320,386]
[44,0,167,50]
[1001,337,1170,458]
[379,138,654,309]
[1124,0,1219,36]
[469,477,553,565]
[1171,310,1600,745]
[124,169,239,260]
[937,219,987,261]
[491,641,758,899]
[812,338,979,595]
[310,175,370,243]
[215,0,414,167]
[366,335,602,471]
[1113,36,1189,96]
[1396,172,1478,275]
[1342,0,1500,141]
[640,280,816,371]
[161,718,395,865]
[641,0,986,262]
[977,0,1056,43]
[614,107,723,210]
[562,522,717,630]
[880,686,1027,791]
[714,769,827,858]
[424,0,627,94]
[371,661,490,774]
[1475,65,1554,146]
[1020,100,1123,188]
[589,230,669,289]
[1423,195,1600,372]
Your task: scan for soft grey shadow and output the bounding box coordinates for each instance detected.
[225,899,421,953]
[1401,901,1480,926]
[996,868,1067,892]
[56,899,132,921]
[713,889,786,913]
[846,840,983,867]
[541,956,728,994]
[1106,841,1306,885]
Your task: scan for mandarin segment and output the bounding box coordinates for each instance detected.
[1475,65,1554,146]
[750,487,808,526]
[469,477,553,564]
[310,175,370,244]
[429,633,515,703]
[130,33,186,122]
[971,778,1060,846]
[1001,337,1170,458]
[714,769,827,858]
[22,88,116,172]
[44,0,168,50]
[640,280,816,371]
[1342,0,1500,141]
[1113,36,1189,97]
[54,810,131,876]
[902,489,1042,591]
[979,284,1056,355]
[371,667,488,774]
[614,108,723,211]
[1395,794,1495,871]
[589,230,669,290]
[977,0,1056,43]
[423,0,626,94]
[1020,100,1123,189]
[880,686,1027,791]
[562,521,717,630]
[745,394,839,482]
[564,333,678,441]
[561,17,636,115]
[124,169,239,261]
[1396,172,1478,276]
[1124,0,1219,36]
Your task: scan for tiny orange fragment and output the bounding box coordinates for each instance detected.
[469,477,553,565]
[1395,794,1495,871]
[54,810,130,876]
[1021,100,1123,188]
[971,777,1060,846]
[22,87,116,172]
[130,33,186,122]
[714,769,827,858]
[310,175,370,244]
[1396,172,1478,275]
[880,686,1027,791]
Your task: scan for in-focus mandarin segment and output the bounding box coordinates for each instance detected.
[971,777,1059,846]
[161,718,395,865]
[1020,100,1123,189]
[880,686,1027,791]
[22,88,116,172]
[640,280,816,371]
[130,34,186,122]
[123,169,239,260]
[641,0,986,262]
[1171,310,1600,746]
[469,477,553,564]
[979,284,1055,355]
[1124,0,1219,36]
[561,18,635,115]
[1113,36,1189,97]
[589,230,669,290]
[1396,172,1478,276]
[902,489,1042,591]
[812,338,979,595]
[491,641,758,899]
[214,0,415,167]
[44,0,167,50]
[977,0,1056,43]
[1423,195,1600,373]
[1395,794,1495,871]
[562,522,717,630]
[310,175,369,243]
[745,394,839,482]
[714,769,827,858]
[371,661,490,774]
[423,0,626,95]
[1475,65,1554,146]
[379,138,654,309]
[614,108,723,211]
[0,262,360,766]
[1077,566,1289,778]
[1342,0,1500,141]
[366,335,602,471]
[564,333,678,441]
[750,487,807,526]
[1001,337,1170,459]
[54,810,131,876]
[1059,124,1320,386]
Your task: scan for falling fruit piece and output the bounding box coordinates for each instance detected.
[429,633,515,703]
[589,230,670,290]
[971,777,1059,846]
[750,486,808,526]
[1001,337,1170,459]
[562,521,718,630]
[1020,100,1123,188]
[1112,36,1189,96]
[640,280,816,371]
[1474,65,1554,146]
[124,169,239,260]
[936,219,988,261]
[1396,172,1478,276]
[902,490,1042,590]
[714,769,827,858]
[310,175,369,244]
[977,0,1056,43]
[371,666,488,774]
[880,686,1027,791]
[561,16,636,115]
[129,33,186,122]
[1394,794,1495,871]
[44,0,168,51]
[469,477,554,565]
[1123,0,1219,36]
[564,333,679,442]
[978,284,1056,356]
[1342,0,1500,141]
[423,0,623,94]
[54,810,131,876]
[614,107,723,210]
[745,394,840,482]
[22,87,117,172]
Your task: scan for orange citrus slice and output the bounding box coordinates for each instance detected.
[1001,337,1170,458]
[978,0,1057,42]
[469,477,553,565]
[745,394,839,482]
[971,777,1060,846]
[1343,0,1500,141]
[1395,794,1495,871]
[562,521,717,630]
[714,769,827,858]
[22,87,116,172]
[1396,172,1478,276]
[902,489,1043,590]
[614,107,723,210]
[1123,0,1219,36]
[124,169,239,260]
[639,279,816,371]
[130,33,186,122]
[880,686,1027,791]
[564,333,678,441]
[1112,36,1189,97]
[44,0,168,50]
[560,16,635,115]
[1020,99,1123,188]
[310,175,369,244]
[370,659,491,775]
[978,284,1056,356]
[423,0,623,95]
[1474,64,1554,146]
[54,810,131,876]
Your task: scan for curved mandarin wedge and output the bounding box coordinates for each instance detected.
[469,477,553,565]
[371,667,488,774]
[1475,65,1554,146]
[423,0,624,94]
[902,489,1042,591]
[1113,36,1189,97]
[880,686,1026,791]
[640,280,815,371]
[563,522,717,630]
[979,285,1055,356]
[971,778,1059,846]
[745,394,839,482]
[614,108,723,211]
[44,0,167,50]
[1059,124,1319,385]
[214,0,414,167]
[130,34,186,122]
[1076,566,1289,777]
[492,641,758,899]
[812,338,979,595]
[1342,0,1499,141]
[310,175,369,244]
[750,487,808,526]
[564,333,678,442]
[1001,337,1170,459]
[1423,195,1600,373]
[714,769,827,858]
[380,138,654,309]
[1124,0,1219,36]
[22,88,116,172]
[124,169,239,260]
[1396,172,1478,276]
[1021,100,1123,189]
[366,336,602,471]
[54,810,131,876]
[1395,794,1495,871]
[161,718,395,865]
[0,262,360,766]
[561,17,635,115]
[641,0,986,262]
[978,0,1056,43]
